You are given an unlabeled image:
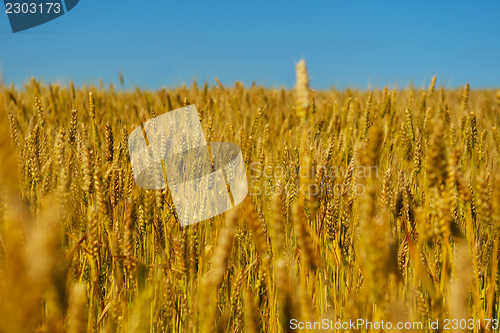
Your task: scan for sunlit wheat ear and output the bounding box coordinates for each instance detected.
[292,197,318,272]
[469,112,478,152]
[28,124,41,187]
[275,258,294,333]
[469,183,477,224]
[68,283,87,333]
[263,123,270,147]
[361,91,372,141]
[229,267,245,329]
[124,198,136,279]
[7,113,19,148]
[87,205,99,258]
[439,100,450,125]
[244,288,260,333]
[81,146,94,195]
[302,153,319,218]
[449,242,472,331]
[342,156,355,196]
[324,197,338,242]
[34,96,45,127]
[0,211,36,331]
[434,180,453,239]
[25,202,68,330]
[88,92,95,120]
[400,112,413,160]
[172,234,186,279]
[478,129,488,163]
[8,113,24,189]
[418,92,427,129]
[68,107,78,146]
[295,59,310,119]
[411,137,422,187]
[269,182,285,254]
[209,207,237,286]
[245,199,268,261]
[429,76,437,95]
[462,82,470,111]
[109,167,119,209]
[426,119,447,189]
[187,223,199,276]
[357,124,390,303]
[105,122,114,164]
[380,167,392,208]
[93,170,107,219]
[297,278,315,324]
[476,171,492,229]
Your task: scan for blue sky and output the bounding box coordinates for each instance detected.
[0,1,499,90]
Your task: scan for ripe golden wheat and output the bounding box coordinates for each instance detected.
[0,67,499,332]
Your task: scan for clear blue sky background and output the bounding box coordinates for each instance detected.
[0,1,499,90]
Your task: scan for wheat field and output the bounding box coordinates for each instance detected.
[0,63,500,332]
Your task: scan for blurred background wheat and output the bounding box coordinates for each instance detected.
[0,62,500,332]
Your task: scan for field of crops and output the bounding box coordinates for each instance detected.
[0,62,500,332]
